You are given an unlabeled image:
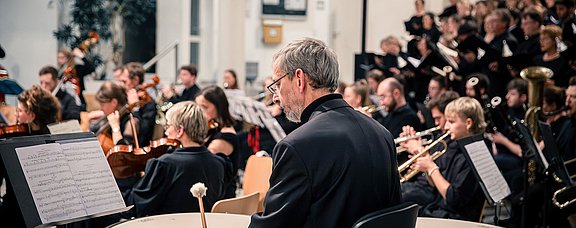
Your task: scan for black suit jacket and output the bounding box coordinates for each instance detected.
[56,89,81,121]
[250,94,401,228]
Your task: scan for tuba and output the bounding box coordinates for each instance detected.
[398,131,451,183]
[520,67,552,186]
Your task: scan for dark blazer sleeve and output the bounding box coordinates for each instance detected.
[124,159,171,218]
[249,141,311,228]
[60,92,81,121]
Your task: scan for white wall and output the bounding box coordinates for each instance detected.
[0,0,59,100]
[243,0,448,86]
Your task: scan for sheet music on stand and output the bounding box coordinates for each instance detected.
[225,90,286,142]
[458,134,511,205]
[0,132,130,228]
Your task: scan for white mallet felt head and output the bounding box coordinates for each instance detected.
[190,182,207,198]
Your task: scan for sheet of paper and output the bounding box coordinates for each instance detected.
[15,139,125,224]
[464,141,511,203]
[16,143,86,224]
[58,139,125,215]
[48,120,83,134]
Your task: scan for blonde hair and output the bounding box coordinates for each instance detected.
[346,79,372,107]
[165,101,208,144]
[444,97,486,134]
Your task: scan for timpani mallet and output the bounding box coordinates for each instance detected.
[191,182,208,228]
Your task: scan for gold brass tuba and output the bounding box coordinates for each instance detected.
[398,131,451,183]
[520,66,552,140]
[520,67,552,186]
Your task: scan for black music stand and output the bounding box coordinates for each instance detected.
[0,133,130,228]
[457,134,511,226]
[513,119,551,227]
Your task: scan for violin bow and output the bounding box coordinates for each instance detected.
[129,113,140,149]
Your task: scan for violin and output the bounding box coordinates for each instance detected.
[0,123,31,138]
[106,113,181,178]
[95,75,160,152]
[58,31,99,95]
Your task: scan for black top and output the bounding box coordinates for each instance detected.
[122,146,229,218]
[206,129,239,199]
[421,140,486,221]
[56,89,81,121]
[551,116,576,161]
[168,84,200,104]
[133,100,157,147]
[250,93,401,228]
[533,54,574,88]
[380,104,421,137]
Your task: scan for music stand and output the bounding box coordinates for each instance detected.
[457,134,511,225]
[513,119,551,227]
[0,133,130,227]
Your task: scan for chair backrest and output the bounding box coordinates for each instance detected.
[242,153,272,212]
[211,192,260,215]
[352,202,419,228]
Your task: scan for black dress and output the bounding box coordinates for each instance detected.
[206,128,239,199]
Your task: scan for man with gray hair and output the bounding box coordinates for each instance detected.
[249,38,401,228]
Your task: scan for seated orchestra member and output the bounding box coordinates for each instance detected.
[490,79,526,168]
[195,85,238,199]
[90,81,137,147]
[121,101,229,218]
[544,85,576,161]
[16,85,62,134]
[249,38,401,228]
[533,25,574,88]
[562,76,576,158]
[90,81,140,202]
[223,69,240,90]
[0,85,61,227]
[377,77,422,137]
[402,97,486,221]
[343,79,373,116]
[162,64,201,104]
[56,48,95,109]
[116,62,157,147]
[38,65,82,121]
[400,91,459,207]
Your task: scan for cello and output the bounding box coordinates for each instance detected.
[106,113,181,178]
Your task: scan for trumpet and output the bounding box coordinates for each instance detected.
[398,131,451,183]
[361,105,385,114]
[394,126,441,144]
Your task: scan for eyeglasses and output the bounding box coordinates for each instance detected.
[267,72,290,94]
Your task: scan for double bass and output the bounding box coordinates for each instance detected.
[106,114,181,178]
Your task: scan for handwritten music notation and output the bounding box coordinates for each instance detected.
[15,139,125,224]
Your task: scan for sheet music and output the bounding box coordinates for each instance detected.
[15,139,125,224]
[464,141,511,203]
[48,120,83,134]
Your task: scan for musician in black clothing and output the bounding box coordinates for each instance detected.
[38,66,81,121]
[0,85,62,227]
[116,62,157,147]
[533,25,574,88]
[405,97,486,221]
[400,91,459,207]
[56,48,95,109]
[377,77,422,137]
[163,64,201,104]
[544,85,576,161]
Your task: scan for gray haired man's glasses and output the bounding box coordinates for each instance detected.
[267,72,289,94]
